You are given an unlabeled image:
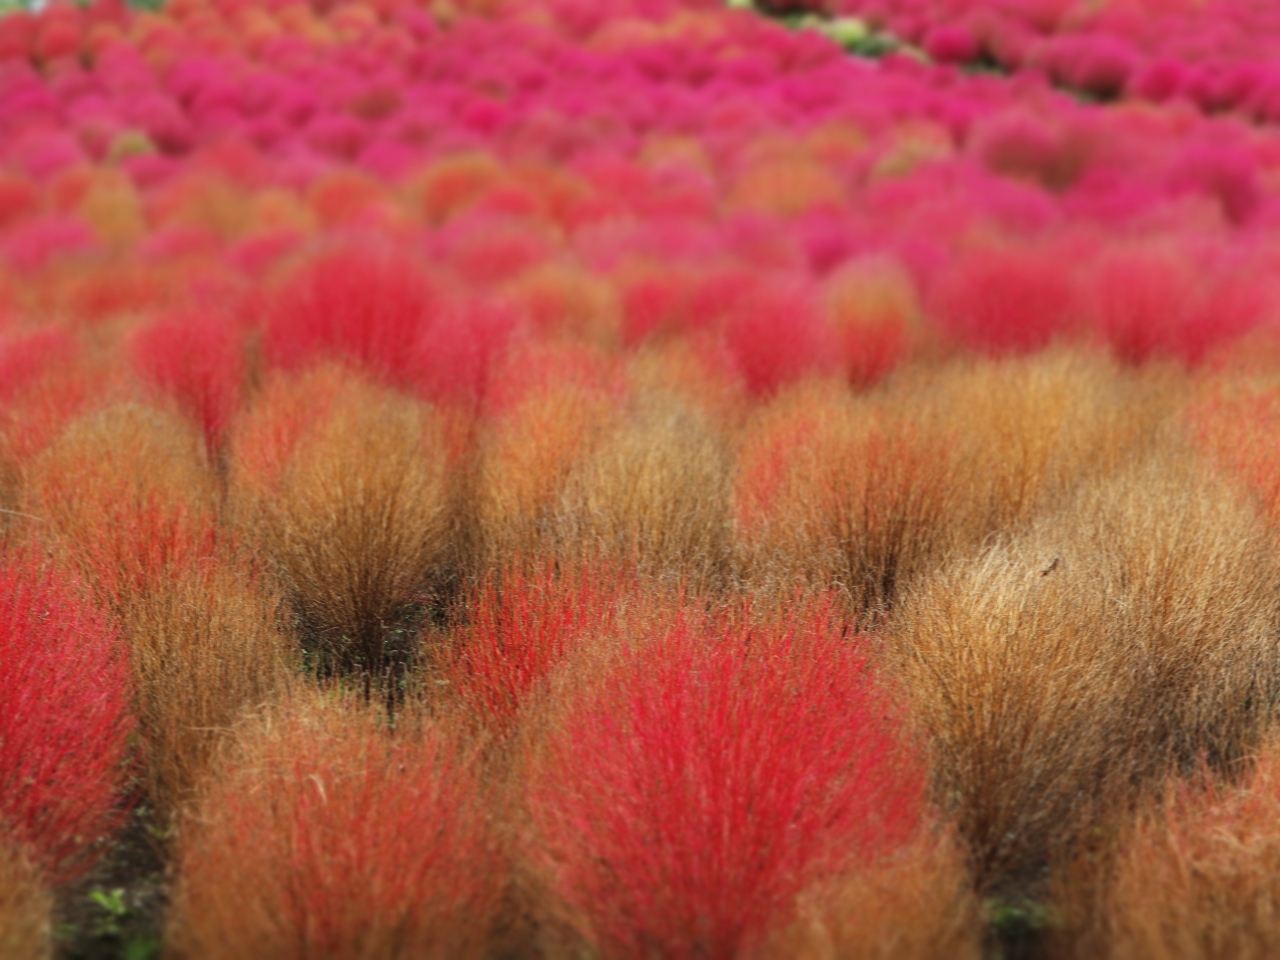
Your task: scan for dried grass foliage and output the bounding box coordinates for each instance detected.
[922,349,1180,538]
[733,379,956,617]
[472,357,619,570]
[733,351,1177,617]
[10,403,295,821]
[166,693,503,960]
[778,831,984,960]
[229,366,454,680]
[553,396,732,586]
[889,451,1280,892]
[126,565,296,823]
[1054,739,1280,960]
[0,840,51,960]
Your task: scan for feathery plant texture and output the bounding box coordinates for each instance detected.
[553,394,733,587]
[472,343,622,570]
[889,451,1280,892]
[522,604,927,959]
[229,364,455,685]
[441,559,627,734]
[0,553,134,885]
[130,308,247,457]
[125,563,297,823]
[1054,737,1280,959]
[779,830,985,960]
[263,247,440,391]
[19,402,221,617]
[733,378,956,618]
[166,693,504,960]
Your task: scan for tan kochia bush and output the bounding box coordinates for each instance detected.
[554,396,732,586]
[625,339,749,435]
[166,693,503,960]
[472,347,619,569]
[0,839,51,960]
[1057,739,1280,960]
[733,379,956,617]
[127,565,295,823]
[12,404,289,824]
[733,351,1174,618]
[889,452,1280,892]
[922,349,1178,538]
[778,831,984,960]
[19,402,219,613]
[230,366,453,680]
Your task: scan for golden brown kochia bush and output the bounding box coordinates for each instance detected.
[922,348,1179,540]
[1056,740,1280,960]
[733,379,957,617]
[471,344,621,571]
[1187,374,1280,529]
[18,402,219,615]
[888,452,1280,892]
[552,396,732,587]
[778,831,984,960]
[166,693,504,960]
[0,839,51,960]
[733,350,1176,618]
[624,338,749,436]
[229,366,455,683]
[126,564,296,823]
[4,402,288,825]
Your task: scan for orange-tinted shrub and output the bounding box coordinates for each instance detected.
[472,344,622,570]
[166,694,504,960]
[1057,740,1280,959]
[733,379,955,617]
[229,366,454,683]
[553,395,731,585]
[20,402,220,616]
[780,831,984,960]
[126,563,296,822]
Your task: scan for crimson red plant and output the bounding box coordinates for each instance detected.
[444,561,623,730]
[526,607,926,958]
[0,554,134,884]
[130,309,246,454]
[0,328,77,409]
[721,279,838,397]
[263,248,440,389]
[932,242,1082,356]
[411,295,521,412]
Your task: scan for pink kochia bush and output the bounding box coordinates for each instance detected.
[523,605,927,958]
[0,553,133,884]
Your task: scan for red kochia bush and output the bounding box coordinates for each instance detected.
[931,243,1081,356]
[443,561,625,731]
[0,555,133,884]
[263,248,440,389]
[525,609,925,958]
[130,309,246,454]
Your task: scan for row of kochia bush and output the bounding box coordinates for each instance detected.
[8,315,1280,956]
